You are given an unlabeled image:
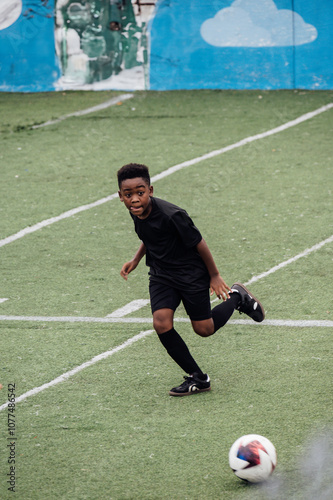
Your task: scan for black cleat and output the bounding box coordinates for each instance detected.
[169,373,211,397]
[231,282,265,322]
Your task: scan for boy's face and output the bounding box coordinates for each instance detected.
[118,177,153,219]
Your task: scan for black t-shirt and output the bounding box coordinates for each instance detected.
[130,197,210,290]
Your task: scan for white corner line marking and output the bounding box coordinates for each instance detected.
[1,102,332,249]
[0,316,332,328]
[0,193,119,248]
[150,103,333,182]
[230,319,333,327]
[106,299,150,318]
[0,315,330,410]
[244,234,333,286]
[0,329,154,412]
[31,94,134,129]
[0,298,8,303]
[210,233,333,304]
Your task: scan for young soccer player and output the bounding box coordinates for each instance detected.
[117,163,265,396]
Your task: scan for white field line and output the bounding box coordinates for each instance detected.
[1,314,330,411]
[1,103,332,410]
[209,234,333,304]
[150,103,333,182]
[231,319,333,328]
[0,330,154,412]
[0,313,330,412]
[2,230,331,411]
[0,298,8,303]
[106,299,150,317]
[0,315,332,328]
[31,94,134,129]
[0,192,119,248]
[1,102,332,249]
[244,234,333,286]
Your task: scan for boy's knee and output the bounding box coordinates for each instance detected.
[194,328,213,337]
[192,320,214,337]
[153,311,173,334]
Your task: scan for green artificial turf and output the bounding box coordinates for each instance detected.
[0,89,332,499]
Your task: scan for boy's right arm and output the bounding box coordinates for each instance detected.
[120,242,146,280]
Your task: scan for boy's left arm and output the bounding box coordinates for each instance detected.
[196,238,232,300]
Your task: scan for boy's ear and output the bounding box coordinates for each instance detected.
[149,185,154,195]
[118,190,124,202]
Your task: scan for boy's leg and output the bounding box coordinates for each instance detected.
[152,307,174,334]
[150,283,202,374]
[190,293,240,336]
[150,282,210,396]
[183,288,240,336]
[211,292,241,332]
[189,284,265,335]
[154,308,204,376]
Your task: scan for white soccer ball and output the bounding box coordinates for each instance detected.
[229,434,277,483]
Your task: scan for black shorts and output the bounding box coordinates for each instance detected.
[149,280,212,321]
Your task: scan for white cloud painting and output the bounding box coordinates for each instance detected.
[200,0,318,47]
[0,0,22,31]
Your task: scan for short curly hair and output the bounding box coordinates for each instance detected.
[117,163,150,188]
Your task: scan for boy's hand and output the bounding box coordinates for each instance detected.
[120,260,137,280]
[210,274,232,301]
[120,243,146,281]
[196,239,232,300]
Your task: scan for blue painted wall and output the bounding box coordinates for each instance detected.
[149,0,333,90]
[0,0,332,91]
[0,0,60,92]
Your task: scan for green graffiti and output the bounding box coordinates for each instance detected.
[55,0,149,86]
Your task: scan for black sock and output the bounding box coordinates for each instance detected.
[157,328,203,376]
[212,293,240,332]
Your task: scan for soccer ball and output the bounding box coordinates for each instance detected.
[229,434,277,483]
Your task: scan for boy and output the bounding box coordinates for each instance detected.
[117,163,265,396]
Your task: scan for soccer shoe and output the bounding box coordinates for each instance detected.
[169,373,211,397]
[231,282,265,322]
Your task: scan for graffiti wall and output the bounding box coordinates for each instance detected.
[0,0,153,92]
[0,0,332,92]
[55,0,151,90]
